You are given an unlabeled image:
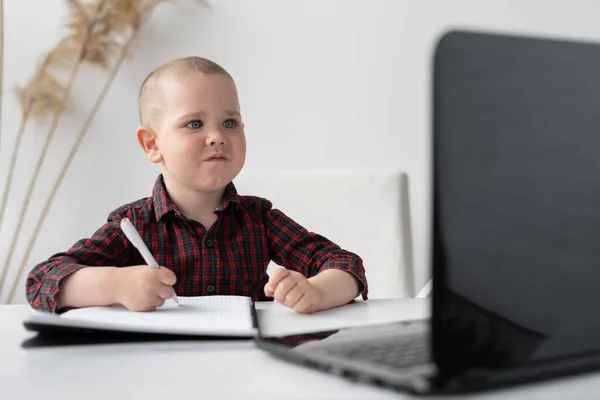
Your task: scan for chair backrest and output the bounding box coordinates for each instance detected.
[233,169,414,299]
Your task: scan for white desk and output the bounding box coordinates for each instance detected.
[1,300,599,399]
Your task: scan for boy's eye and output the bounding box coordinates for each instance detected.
[186,120,203,129]
[223,119,238,129]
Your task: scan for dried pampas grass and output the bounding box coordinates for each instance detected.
[0,0,208,303]
[0,0,4,156]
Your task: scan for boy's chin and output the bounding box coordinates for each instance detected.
[192,174,236,193]
[163,168,241,193]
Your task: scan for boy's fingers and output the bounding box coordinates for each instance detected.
[273,277,299,304]
[281,285,305,308]
[149,295,165,308]
[157,284,176,300]
[157,267,177,286]
[292,294,318,314]
[265,267,290,294]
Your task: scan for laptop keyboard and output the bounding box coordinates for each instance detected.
[318,333,430,370]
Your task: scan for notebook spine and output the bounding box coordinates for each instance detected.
[249,298,260,337]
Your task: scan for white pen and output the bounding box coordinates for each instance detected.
[120,217,180,305]
[266,263,286,277]
[416,279,432,298]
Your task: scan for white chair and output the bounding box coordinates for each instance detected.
[233,169,414,299]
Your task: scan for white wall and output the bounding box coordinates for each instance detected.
[2,0,600,304]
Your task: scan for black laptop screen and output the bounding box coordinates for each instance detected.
[432,31,600,374]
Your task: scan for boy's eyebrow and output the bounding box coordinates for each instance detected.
[175,110,241,123]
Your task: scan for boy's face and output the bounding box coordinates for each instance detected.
[148,72,246,195]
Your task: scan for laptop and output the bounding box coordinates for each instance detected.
[255,29,600,394]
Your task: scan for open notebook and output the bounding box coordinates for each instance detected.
[23,295,259,342]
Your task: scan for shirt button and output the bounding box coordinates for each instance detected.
[206,239,214,248]
[206,284,216,293]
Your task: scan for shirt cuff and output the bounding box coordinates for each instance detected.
[39,262,87,313]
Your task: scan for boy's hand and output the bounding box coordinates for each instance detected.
[264,267,322,314]
[114,265,177,312]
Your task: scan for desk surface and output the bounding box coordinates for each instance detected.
[2,300,600,399]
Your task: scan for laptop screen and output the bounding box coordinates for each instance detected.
[432,31,600,374]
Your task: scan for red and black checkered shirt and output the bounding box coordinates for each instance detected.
[26,174,368,313]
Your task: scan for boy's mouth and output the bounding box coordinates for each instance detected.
[205,153,227,162]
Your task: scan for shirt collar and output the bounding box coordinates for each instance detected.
[217,180,242,213]
[153,174,241,221]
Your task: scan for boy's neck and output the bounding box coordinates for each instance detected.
[162,176,225,224]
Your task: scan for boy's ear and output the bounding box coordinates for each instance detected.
[136,126,163,163]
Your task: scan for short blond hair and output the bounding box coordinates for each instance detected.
[138,56,233,127]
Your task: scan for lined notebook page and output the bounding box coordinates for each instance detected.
[59,296,256,337]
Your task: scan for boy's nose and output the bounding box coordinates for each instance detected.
[205,131,226,146]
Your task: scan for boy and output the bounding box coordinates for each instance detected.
[25,56,368,314]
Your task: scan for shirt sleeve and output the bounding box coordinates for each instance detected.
[25,208,134,313]
[265,205,368,300]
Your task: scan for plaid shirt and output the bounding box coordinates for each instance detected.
[26,174,368,313]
